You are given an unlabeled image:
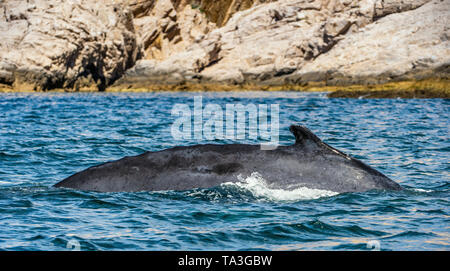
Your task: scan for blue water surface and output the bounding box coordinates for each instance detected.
[0,91,448,250]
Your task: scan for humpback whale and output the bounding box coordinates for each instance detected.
[54,125,402,193]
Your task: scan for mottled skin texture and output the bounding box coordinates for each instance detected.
[54,125,402,193]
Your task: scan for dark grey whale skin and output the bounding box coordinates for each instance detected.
[54,125,402,193]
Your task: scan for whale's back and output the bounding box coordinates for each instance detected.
[54,125,402,193]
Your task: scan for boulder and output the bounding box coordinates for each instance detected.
[0,0,141,91]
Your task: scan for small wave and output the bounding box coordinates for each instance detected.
[412,188,433,193]
[221,172,338,202]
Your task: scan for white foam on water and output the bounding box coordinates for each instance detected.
[412,188,433,193]
[222,172,339,202]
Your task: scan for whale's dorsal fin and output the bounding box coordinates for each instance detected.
[290,125,352,159]
[289,125,323,147]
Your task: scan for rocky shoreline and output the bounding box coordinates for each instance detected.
[2,79,448,99]
[1,0,449,97]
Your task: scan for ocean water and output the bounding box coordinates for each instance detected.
[0,91,448,251]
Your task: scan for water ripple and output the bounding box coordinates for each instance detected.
[0,92,448,250]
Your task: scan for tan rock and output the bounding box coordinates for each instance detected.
[114,0,448,90]
[1,0,447,92]
[294,0,450,85]
[0,0,141,91]
[171,0,277,27]
[131,0,216,62]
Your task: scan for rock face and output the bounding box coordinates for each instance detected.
[123,0,276,68]
[171,0,276,27]
[131,0,216,61]
[292,0,450,86]
[112,0,449,91]
[0,0,449,92]
[0,0,141,91]
[0,0,267,91]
